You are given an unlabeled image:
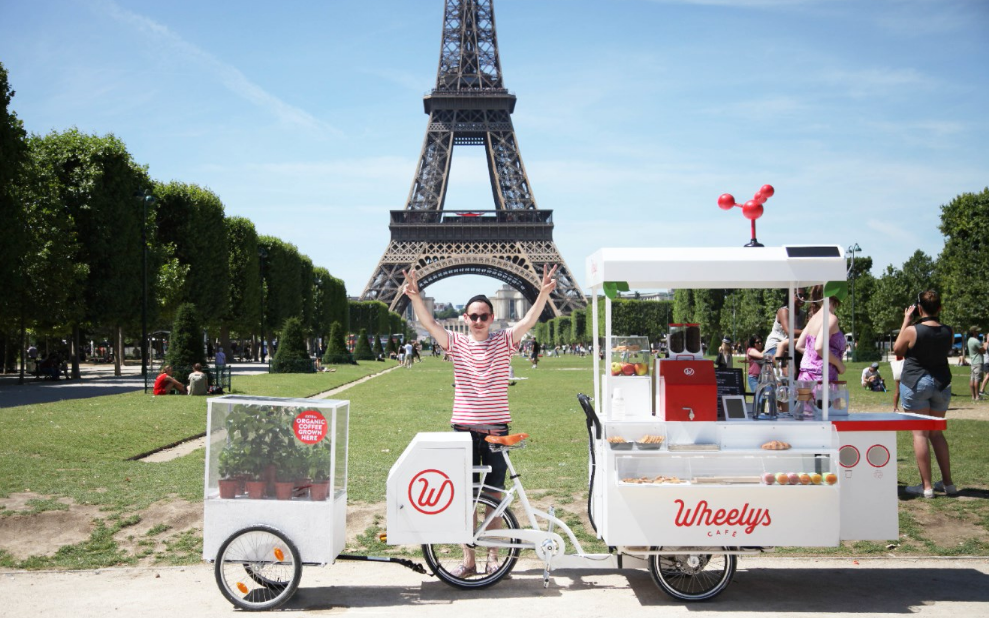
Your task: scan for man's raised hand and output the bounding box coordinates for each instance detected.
[541,264,559,295]
[401,269,420,298]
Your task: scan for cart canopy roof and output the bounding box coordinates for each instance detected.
[585,245,846,290]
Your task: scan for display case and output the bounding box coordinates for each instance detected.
[203,395,349,564]
[597,420,841,547]
[610,336,651,376]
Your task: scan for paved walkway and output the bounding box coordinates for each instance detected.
[1,557,988,617]
[0,361,268,408]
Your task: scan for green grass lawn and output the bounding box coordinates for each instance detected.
[1,354,986,569]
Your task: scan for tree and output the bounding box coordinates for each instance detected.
[868,265,907,337]
[222,216,261,344]
[29,129,149,376]
[258,236,305,336]
[0,62,30,375]
[353,328,375,361]
[165,303,206,383]
[271,317,312,373]
[323,321,353,365]
[0,62,28,330]
[153,181,229,328]
[372,333,384,358]
[938,189,989,329]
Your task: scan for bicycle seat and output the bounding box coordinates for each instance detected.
[485,433,529,446]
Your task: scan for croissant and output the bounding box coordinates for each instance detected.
[761,440,791,450]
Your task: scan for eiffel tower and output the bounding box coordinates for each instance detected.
[359,0,586,320]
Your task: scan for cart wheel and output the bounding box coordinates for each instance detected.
[422,493,521,589]
[214,525,302,611]
[648,547,736,601]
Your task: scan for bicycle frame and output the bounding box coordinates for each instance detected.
[471,444,585,559]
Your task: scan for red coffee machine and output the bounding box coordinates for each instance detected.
[655,359,717,422]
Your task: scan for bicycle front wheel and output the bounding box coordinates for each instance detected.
[648,548,736,601]
[422,493,521,589]
[215,525,302,611]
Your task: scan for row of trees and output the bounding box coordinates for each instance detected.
[534,186,988,361]
[0,62,407,375]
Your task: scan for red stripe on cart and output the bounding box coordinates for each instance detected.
[831,418,946,432]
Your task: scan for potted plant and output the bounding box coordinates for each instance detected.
[243,443,269,499]
[307,442,332,501]
[216,444,246,499]
[273,443,303,500]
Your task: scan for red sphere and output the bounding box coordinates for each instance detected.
[752,192,767,205]
[717,193,736,210]
[760,184,775,198]
[742,200,764,220]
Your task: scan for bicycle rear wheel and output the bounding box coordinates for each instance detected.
[215,525,302,611]
[422,493,521,589]
[648,548,736,601]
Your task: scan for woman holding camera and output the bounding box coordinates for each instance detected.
[892,290,955,498]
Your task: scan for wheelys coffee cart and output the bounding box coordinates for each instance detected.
[582,245,946,599]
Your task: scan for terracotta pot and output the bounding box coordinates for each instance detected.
[218,478,238,499]
[310,480,330,501]
[274,481,294,500]
[245,480,266,500]
[264,464,277,495]
[294,478,312,499]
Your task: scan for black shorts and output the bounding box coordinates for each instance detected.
[452,423,509,490]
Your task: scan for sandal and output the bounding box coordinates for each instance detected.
[449,564,476,578]
[484,550,500,575]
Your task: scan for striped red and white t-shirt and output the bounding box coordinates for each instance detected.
[446,329,515,425]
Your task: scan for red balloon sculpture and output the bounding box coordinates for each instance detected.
[717,184,774,247]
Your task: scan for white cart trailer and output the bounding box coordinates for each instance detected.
[202,395,427,611]
[583,245,946,598]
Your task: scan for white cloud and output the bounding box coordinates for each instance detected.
[94,0,340,137]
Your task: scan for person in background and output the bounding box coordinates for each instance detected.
[765,288,806,376]
[796,285,846,384]
[530,340,541,369]
[745,336,765,394]
[154,365,187,395]
[404,341,414,368]
[401,263,557,580]
[215,346,226,368]
[862,362,881,388]
[187,363,208,396]
[981,347,989,397]
[716,337,734,369]
[966,326,984,401]
[892,354,904,412]
[893,290,955,498]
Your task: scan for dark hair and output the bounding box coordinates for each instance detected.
[464,294,494,314]
[748,335,762,349]
[918,290,941,317]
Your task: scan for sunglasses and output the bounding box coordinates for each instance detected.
[467,313,491,322]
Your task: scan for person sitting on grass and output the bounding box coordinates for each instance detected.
[861,362,881,388]
[153,365,187,395]
[187,363,208,396]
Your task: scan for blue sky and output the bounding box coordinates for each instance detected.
[2,0,987,307]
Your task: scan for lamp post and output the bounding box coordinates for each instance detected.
[135,189,156,393]
[847,243,861,362]
[258,247,267,364]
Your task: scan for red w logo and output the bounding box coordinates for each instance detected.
[408,469,455,515]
